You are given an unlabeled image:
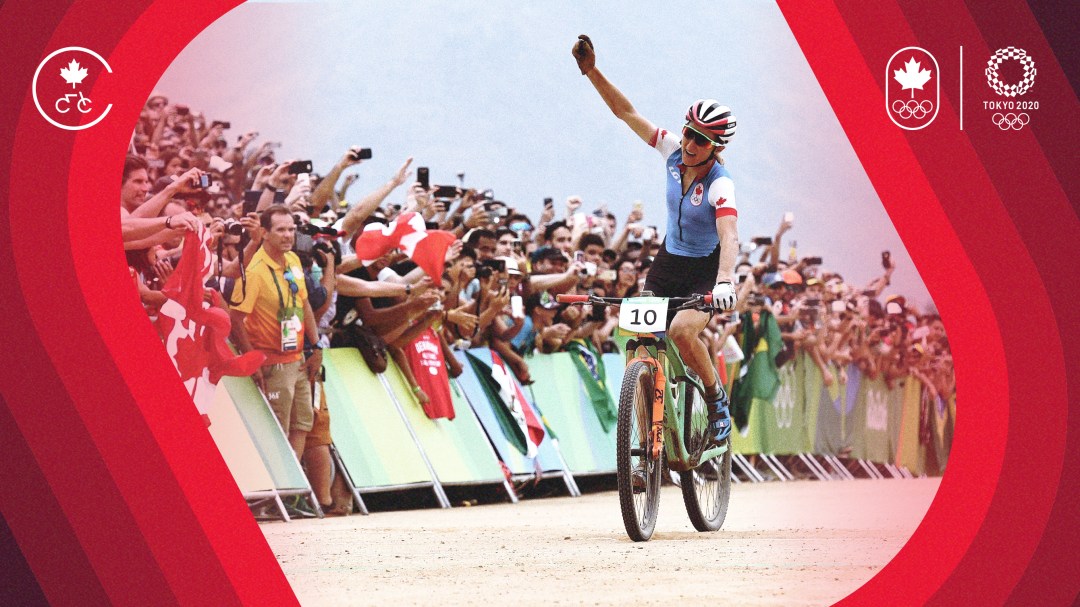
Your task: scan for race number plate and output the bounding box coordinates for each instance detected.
[618,297,669,335]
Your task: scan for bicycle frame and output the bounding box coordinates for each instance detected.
[624,334,728,472]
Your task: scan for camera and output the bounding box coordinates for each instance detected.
[433,185,460,199]
[484,202,509,218]
[312,241,339,268]
[296,221,339,237]
[752,236,773,246]
[574,251,597,277]
[294,232,315,256]
[223,219,244,236]
[803,256,823,266]
[195,173,212,189]
[476,258,506,280]
[287,160,314,175]
[348,146,372,161]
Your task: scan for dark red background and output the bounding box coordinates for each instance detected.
[1,1,1076,604]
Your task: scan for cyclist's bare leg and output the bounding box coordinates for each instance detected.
[669,309,720,392]
[671,309,731,442]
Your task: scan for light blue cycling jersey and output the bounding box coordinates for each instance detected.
[650,128,737,257]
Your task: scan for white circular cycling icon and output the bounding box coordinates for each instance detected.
[32,46,113,131]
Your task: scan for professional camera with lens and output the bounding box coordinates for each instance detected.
[312,240,341,268]
[222,219,244,236]
[476,258,505,279]
[295,221,339,237]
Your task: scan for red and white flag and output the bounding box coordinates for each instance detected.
[353,212,456,286]
[488,350,545,458]
[155,227,265,425]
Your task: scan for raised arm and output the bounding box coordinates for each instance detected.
[573,35,657,144]
[311,148,364,215]
[340,157,413,236]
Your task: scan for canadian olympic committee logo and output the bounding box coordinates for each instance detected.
[983,46,1037,131]
[33,47,113,130]
[886,47,939,130]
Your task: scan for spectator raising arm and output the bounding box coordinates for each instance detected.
[341,157,413,235]
[129,167,205,219]
[311,147,365,215]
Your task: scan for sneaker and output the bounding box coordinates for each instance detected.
[285,496,319,518]
[631,464,647,494]
[707,388,732,445]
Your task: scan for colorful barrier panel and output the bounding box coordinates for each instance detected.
[220,375,314,498]
[724,349,952,475]
[206,377,276,496]
[453,349,574,488]
[223,340,950,519]
[895,376,927,475]
[526,353,616,474]
[322,348,434,490]
[380,360,507,487]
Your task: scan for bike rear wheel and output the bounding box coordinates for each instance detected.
[616,360,662,542]
[679,372,731,532]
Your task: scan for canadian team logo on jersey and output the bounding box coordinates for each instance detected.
[886,46,939,130]
[690,183,704,206]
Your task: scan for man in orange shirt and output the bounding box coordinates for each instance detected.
[230,204,323,458]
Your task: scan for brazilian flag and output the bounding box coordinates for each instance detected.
[731,310,783,431]
[566,339,617,432]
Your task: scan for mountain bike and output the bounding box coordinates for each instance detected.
[557,292,731,541]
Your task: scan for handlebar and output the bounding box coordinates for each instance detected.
[555,293,715,310]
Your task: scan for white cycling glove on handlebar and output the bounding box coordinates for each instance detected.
[711,281,737,311]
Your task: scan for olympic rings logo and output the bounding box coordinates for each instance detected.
[891,99,934,120]
[991,112,1030,130]
[986,47,1036,97]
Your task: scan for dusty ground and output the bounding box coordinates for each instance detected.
[261,477,939,606]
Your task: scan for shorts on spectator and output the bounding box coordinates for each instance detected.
[264,360,314,434]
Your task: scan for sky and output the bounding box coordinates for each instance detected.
[153,0,935,309]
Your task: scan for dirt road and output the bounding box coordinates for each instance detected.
[261,477,939,606]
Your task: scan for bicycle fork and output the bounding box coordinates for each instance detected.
[629,355,667,460]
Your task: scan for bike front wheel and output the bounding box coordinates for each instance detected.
[679,372,731,532]
[616,360,662,542]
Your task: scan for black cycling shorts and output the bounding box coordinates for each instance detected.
[642,240,720,298]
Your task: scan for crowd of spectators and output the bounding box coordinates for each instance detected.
[122,94,955,513]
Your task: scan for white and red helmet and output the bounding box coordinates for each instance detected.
[685,99,736,146]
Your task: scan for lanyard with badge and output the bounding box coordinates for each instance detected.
[270,265,303,352]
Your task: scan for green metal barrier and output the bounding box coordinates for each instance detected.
[321,348,433,490]
[381,360,506,486]
[206,377,275,495]
[221,375,312,495]
[527,353,615,474]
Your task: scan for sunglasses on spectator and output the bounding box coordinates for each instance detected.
[682,125,719,147]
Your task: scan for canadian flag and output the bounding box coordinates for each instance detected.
[155,227,265,425]
[352,212,456,286]
[488,351,545,458]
